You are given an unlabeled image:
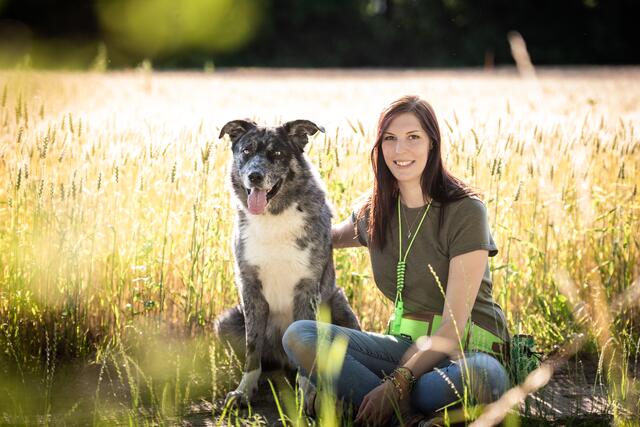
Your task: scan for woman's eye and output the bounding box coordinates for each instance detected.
[408,134,420,140]
[383,135,395,141]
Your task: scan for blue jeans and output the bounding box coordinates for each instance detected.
[282,320,510,416]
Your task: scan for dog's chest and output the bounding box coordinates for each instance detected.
[241,205,312,316]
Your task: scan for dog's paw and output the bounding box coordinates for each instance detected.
[226,368,260,408]
[224,389,251,408]
[224,387,257,408]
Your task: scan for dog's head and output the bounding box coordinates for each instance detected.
[219,119,324,215]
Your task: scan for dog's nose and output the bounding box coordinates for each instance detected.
[248,172,263,184]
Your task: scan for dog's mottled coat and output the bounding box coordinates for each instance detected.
[214,119,360,405]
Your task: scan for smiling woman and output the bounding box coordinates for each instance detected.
[282,95,510,426]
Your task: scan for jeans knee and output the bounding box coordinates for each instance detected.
[282,320,318,370]
[465,353,509,403]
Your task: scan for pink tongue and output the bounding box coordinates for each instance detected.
[247,189,268,215]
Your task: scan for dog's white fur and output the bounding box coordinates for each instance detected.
[241,203,312,331]
[234,203,312,396]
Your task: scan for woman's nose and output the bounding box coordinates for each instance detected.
[395,139,406,153]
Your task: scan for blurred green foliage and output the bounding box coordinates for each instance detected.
[0,0,638,68]
[96,0,262,58]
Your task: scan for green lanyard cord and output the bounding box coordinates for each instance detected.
[395,195,432,307]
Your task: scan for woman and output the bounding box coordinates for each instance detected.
[282,95,510,426]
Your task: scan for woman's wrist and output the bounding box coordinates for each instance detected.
[382,366,416,401]
[382,375,406,401]
[395,366,416,388]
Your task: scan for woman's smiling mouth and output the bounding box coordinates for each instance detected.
[393,160,415,168]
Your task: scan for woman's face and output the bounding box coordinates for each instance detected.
[381,112,430,190]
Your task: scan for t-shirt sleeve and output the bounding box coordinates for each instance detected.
[447,197,499,259]
[350,203,369,247]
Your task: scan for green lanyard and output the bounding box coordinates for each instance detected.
[389,195,432,334]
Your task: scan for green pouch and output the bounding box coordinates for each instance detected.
[509,334,543,385]
[388,312,508,364]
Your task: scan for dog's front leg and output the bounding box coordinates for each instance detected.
[293,278,321,321]
[225,291,269,407]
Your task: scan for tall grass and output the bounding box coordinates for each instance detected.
[0,68,638,424]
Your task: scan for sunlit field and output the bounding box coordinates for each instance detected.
[1,67,639,425]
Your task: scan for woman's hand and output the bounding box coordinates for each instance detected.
[354,381,399,426]
[332,217,362,248]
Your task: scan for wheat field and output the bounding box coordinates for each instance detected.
[0,67,638,425]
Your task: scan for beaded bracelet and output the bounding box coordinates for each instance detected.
[394,367,416,390]
[382,373,405,400]
[382,367,416,401]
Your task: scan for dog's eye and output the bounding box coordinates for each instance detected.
[242,148,251,155]
[273,151,282,157]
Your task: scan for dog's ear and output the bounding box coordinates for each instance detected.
[282,120,325,150]
[219,119,258,143]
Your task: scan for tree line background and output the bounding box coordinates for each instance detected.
[0,0,637,69]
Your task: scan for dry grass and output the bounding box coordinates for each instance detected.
[0,67,638,425]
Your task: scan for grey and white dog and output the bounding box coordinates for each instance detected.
[214,119,361,405]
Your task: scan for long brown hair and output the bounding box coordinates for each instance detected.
[360,95,481,251]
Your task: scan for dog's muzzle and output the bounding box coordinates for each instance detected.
[244,179,283,215]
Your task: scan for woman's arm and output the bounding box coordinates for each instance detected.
[400,249,488,376]
[331,216,363,248]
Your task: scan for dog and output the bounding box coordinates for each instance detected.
[214,119,361,406]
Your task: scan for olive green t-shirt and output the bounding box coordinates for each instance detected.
[351,196,510,342]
